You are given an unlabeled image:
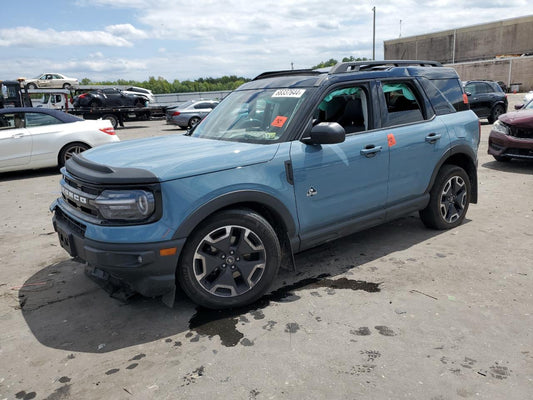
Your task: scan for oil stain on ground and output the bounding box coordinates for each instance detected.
[188,274,381,347]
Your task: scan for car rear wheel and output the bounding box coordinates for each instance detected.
[488,104,505,124]
[63,83,72,90]
[58,142,90,168]
[177,209,281,309]
[420,165,471,230]
[27,83,37,89]
[89,99,102,108]
[188,117,201,129]
[102,114,119,129]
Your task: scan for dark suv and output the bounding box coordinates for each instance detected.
[463,80,508,123]
[51,60,480,309]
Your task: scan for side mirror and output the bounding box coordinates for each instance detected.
[514,104,524,110]
[465,92,472,96]
[302,122,345,145]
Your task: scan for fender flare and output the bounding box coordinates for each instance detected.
[426,144,478,203]
[172,190,298,241]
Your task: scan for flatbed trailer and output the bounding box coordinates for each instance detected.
[67,106,153,128]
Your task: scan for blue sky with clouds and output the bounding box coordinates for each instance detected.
[1,0,532,82]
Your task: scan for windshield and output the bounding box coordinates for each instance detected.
[191,88,311,143]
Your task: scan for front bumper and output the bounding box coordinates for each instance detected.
[51,205,185,299]
[488,131,533,160]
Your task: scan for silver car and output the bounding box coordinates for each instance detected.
[165,100,219,129]
[24,73,79,90]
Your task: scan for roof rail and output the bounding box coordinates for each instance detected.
[253,69,321,81]
[330,60,443,74]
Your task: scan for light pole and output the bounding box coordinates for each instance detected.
[372,7,376,60]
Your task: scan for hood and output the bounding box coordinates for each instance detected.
[82,134,280,181]
[499,109,533,129]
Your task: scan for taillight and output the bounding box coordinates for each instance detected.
[100,127,116,135]
[172,111,180,116]
[478,120,481,144]
[79,93,87,98]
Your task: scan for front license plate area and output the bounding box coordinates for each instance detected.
[57,227,77,257]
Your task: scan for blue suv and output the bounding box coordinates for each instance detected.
[51,61,480,309]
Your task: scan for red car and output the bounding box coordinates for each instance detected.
[488,101,533,162]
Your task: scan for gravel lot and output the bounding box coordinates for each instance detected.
[0,94,531,399]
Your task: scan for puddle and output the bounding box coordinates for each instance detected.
[188,274,381,347]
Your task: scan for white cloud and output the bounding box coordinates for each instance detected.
[0,27,133,48]
[105,24,147,39]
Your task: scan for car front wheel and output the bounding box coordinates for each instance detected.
[177,209,281,309]
[420,165,471,230]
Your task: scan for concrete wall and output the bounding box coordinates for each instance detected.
[154,90,230,106]
[449,56,533,92]
[384,15,533,63]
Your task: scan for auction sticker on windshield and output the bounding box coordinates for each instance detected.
[272,89,306,98]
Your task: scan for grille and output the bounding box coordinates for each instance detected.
[61,176,101,218]
[508,126,533,139]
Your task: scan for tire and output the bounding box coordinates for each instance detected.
[419,165,471,230]
[58,142,90,168]
[102,114,119,129]
[63,83,72,90]
[177,209,281,309]
[178,125,188,130]
[27,83,37,89]
[134,100,145,108]
[493,155,511,162]
[188,116,201,129]
[488,104,505,124]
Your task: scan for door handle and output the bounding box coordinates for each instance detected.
[12,133,24,139]
[360,145,382,158]
[425,133,441,144]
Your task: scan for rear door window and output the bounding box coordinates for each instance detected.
[381,82,425,127]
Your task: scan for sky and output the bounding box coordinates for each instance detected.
[1,0,532,83]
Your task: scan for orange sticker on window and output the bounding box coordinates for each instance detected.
[463,93,469,104]
[271,116,288,128]
[387,133,397,147]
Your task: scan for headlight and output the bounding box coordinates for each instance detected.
[94,190,155,221]
[492,120,508,135]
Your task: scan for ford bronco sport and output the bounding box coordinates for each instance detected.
[51,60,480,309]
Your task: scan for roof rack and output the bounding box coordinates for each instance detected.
[329,60,443,74]
[253,69,321,81]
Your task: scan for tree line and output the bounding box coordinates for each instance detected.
[80,57,369,94]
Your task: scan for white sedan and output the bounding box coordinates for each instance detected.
[0,108,119,173]
[23,73,79,90]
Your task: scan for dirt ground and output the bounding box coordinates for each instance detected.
[0,94,531,400]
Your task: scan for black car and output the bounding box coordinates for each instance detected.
[463,80,508,123]
[72,88,146,108]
